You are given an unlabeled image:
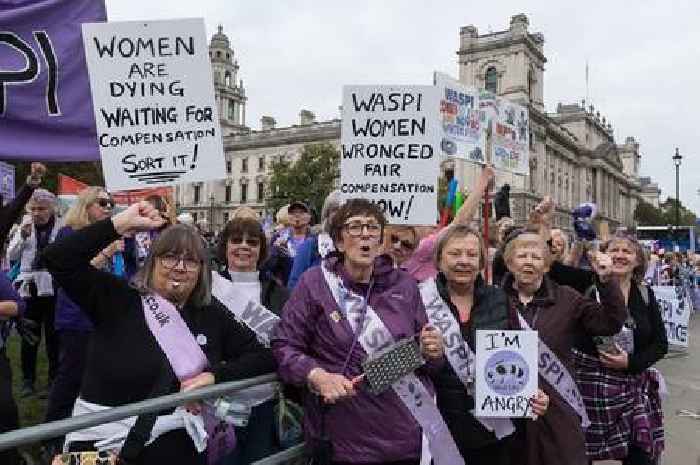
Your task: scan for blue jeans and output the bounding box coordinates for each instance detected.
[221,399,280,465]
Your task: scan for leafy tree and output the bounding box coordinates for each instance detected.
[9,161,104,193]
[660,198,696,226]
[635,198,697,226]
[266,143,340,220]
[634,201,665,226]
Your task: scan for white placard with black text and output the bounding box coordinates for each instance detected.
[475,329,538,418]
[654,285,690,347]
[82,18,225,190]
[340,85,440,225]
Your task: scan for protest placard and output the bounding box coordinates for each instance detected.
[654,285,690,347]
[490,96,529,174]
[0,162,15,205]
[434,72,485,163]
[475,330,538,418]
[82,18,225,191]
[340,85,440,225]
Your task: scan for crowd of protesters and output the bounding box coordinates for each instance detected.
[0,162,690,465]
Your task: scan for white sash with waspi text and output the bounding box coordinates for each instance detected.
[211,272,279,408]
[321,265,464,465]
[419,278,515,439]
[517,313,591,427]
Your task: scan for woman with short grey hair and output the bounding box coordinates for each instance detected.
[6,187,61,397]
[43,201,275,465]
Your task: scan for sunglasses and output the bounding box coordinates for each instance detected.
[230,236,261,247]
[96,198,115,209]
[391,234,416,250]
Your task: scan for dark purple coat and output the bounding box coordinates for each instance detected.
[53,227,93,332]
[272,255,438,463]
[1,273,25,346]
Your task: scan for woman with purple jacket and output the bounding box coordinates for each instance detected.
[272,199,455,465]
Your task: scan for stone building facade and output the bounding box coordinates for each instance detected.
[454,14,641,231]
[177,16,643,233]
[639,176,662,208]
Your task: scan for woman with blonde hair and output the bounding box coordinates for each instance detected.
[42,187,120,457]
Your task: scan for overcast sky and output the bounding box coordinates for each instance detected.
[108,1,700,213]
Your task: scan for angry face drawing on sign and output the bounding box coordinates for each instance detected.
[484,350,530,396]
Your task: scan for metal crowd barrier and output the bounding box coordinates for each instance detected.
[0,373,306,464]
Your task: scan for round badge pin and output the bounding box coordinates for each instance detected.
[196,334,208,346]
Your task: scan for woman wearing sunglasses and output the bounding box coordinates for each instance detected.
[214,217,289,464]
[43,202,275,465]
[383,226,418,269]
[43,187,120,455]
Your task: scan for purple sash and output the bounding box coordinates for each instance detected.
[142,294,235,463]
[517,313,590,427]
[419,278,515,438]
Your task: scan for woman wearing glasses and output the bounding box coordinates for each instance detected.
[273,199,449,465]
[43,187,119,455]
[215,217,289,464]
[43,202,275,465]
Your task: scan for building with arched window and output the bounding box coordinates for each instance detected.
[485,67,498,94]
[177,16,643,233]
[452,13,642,231]
[209,25,247,135]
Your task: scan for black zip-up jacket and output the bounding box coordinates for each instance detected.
[577,283,668,374]
[42,219,276,407]
[430,272,513,451]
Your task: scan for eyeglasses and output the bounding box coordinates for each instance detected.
[344,221,382,237]
[229,236,261,247]
[96,198,115,209]
[391,234,416,250]
[159,253,201,272]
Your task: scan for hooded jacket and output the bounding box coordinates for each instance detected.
[271,254,436,463]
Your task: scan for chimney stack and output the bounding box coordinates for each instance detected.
[261,116,276,131]
[299,109,316,126]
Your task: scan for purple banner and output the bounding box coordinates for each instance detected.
[0,0,106,161]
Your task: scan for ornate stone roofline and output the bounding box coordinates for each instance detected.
[224,120,341,150]
[458,35,547,64]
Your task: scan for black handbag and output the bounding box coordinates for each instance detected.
[118,363,175,464]
[306,402,332,465]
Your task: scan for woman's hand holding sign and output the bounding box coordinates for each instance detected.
[420,325,444,360]
[529,388,549,418]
